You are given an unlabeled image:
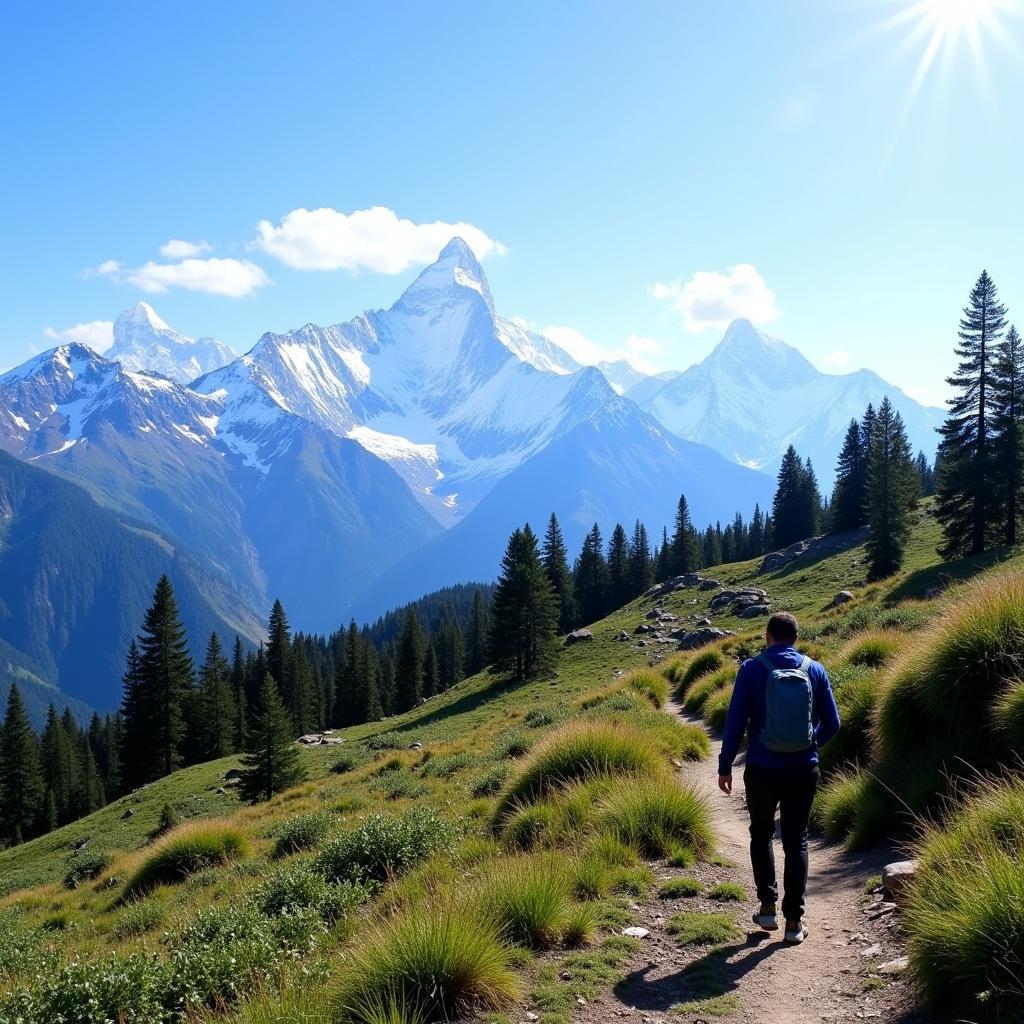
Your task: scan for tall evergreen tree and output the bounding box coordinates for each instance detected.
[119,640,148,790]
[936,270,1009,557]
[265,599,293,707]
[542,513,577,634]
[864,397,918,578]
[991,324,1024,545]
[670,495,701,574]
[656,526,671,581]
[573,524,609,624]
[749,503,765,557]
[465,589,490,675]
[1,685,44,845]
[771,446,811,548]
[831,418,867,532]
[394,608,426,712]
[231,635,248,750]
[423,642,440,697]
[41,705,76,823]
[488,524,561,681]
[607,523,631,608]
[289,638,317,735]
[628,520,653,596]
[238,674,305,804]
[198,632,236,760]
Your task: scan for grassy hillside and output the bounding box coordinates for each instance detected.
[3,498,1023,1023]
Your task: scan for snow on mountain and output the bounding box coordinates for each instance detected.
[106,301,236,384]
[196,238,620,523]
[627,318,944,482]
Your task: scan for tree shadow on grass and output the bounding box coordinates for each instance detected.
[884,545,1020,604]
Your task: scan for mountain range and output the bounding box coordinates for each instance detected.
[0,238,943,712]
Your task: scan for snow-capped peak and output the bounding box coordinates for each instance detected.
[118,300,171,333]
[392,236,494,315]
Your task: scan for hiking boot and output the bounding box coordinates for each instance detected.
[784,919,808,944]
[752,903,778,931]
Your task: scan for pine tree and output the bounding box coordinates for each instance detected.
[41,705,76,823]
[573,524,609,624]
[915,451,935,497]
[238,674,305,804]
[802,459,823,536]
[423,642,440,697]
[670,495,701,575]
[991,324,1024,545]
[265,599,293,710]
[936,270,1009,557]
[198,632,236,760]
[749,504,765,557]
[864,397,918,578]
[703,523,723,567]
[607,523,631,608]
[831,418,867,532]
[771,446,807,548]
[628,520,653,596]
[394,609,426,712]
[542,513,577,633]
[119,640,147,790]
[231,636,248,750]
[656,526,671,581]
[465,589,490,675]
[289,638,316,735]
[1,685,44,844]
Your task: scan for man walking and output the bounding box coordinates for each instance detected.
[717,611,840,944]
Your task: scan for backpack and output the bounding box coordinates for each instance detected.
[756,653,815,753]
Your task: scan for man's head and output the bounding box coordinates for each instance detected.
[766,611,799,647]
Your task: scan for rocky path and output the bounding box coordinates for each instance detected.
[575,705,926,1024]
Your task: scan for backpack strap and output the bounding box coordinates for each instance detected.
[798,655,812,672]
[755,653,777,675]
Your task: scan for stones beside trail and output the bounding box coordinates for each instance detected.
[708,586,772,618]
[675,626,735,650]
[739,604,771,619]
[864,901,897,920]
[635,623,654,634]
[617,630,630,642]
[296,733,349,747]
[699,578,721,591]
[832,590,854,607]
[881,860,917,900]
[224,768,243,781]
[622,926,650,938]
[877,956,909,976]
[564,629,593,646]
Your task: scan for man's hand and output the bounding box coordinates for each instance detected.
[718,773,733,796]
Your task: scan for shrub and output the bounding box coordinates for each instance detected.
[708,882,745,902]
[369,769,429,801]
[904,778,1024,1021]
[812,769,888,849]
[366,732,418,751]
[661,655,689,686]
[63,849,110,889]
[470,763,512,797]
[659,877,702,898]
[420,752,475,779]
[112,899,165,939]
[684,667,732,715]
[274,812,334,857]
[151,802,179,840]
[256,863,366,922]
[524,707,562,728]
[332,905,518,1023]
[840,629,903,669]
[680,650,726,693]
[492,728,533,759]
[492,722,665,825]
[124,821,250,896]
[599,776,714,859]
[621,668,671,708]
[702,686,733,732]
[0,909,49,982]
[666,911,742,945]
[477,856,573,948]
[331,750,365,774]
[313,809,455,885]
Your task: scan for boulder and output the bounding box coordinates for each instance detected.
[675,627,735,650]
[564,629,593,646]
[709,591,737,611]
[636,640,647,647]
[643,584,664,599]
[877,956,909,976]
[622,926,650,938]
[410,741,423,750]
[696,617,712,628]
[321,737,345,746]
[617,630,630,642]
[120,808,135,820]
[634,623,653,634]
[223,768,243,781]
[831,590,854,607]
[739,604,771,619]
[298,734,322,745]
[881,860,917,900]
[73,837,89,851]
[699,579,721,591]
[657,612,679,623]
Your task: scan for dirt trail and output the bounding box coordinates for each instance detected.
[575,705,925,1024]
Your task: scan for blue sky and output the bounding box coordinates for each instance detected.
[1,0,1022,405]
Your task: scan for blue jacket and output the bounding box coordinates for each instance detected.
[717,644,840,776]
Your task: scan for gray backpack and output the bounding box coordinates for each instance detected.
[756,653,815,753]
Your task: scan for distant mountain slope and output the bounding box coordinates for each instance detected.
[0,451,259,712]
[627,319,944,481]
[107,301,235,384]
[350,398,774,618]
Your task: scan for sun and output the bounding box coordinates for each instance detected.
[922,0,1003,34]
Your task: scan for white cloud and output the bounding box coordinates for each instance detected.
[653,263,778,333]
[821,350,853,370]
[43,320,115,352]
[253,205,506,273]
[159,238,212,259]
[542,325,661,375]
[94,256,268,298]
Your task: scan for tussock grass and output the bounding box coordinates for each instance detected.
[492,722,665,826]
[332,904,518,1023]
[680,649,727,693]
[571,856,611,901]
[621,667,671,708]
[501,804,561,851]
[666,911,742,945]
[820,666,879,771]
[812,769,888,849]
[273,811,334,858]
[658,876,702,898]
[992,680,1024,748]
[905,778,1024,1022]
[702,685,733,732]
[840,629,904,669]
[470,763,512,797]
[599,776,714,859]
[708,882,745,902]
[684,667,733,715]
[476,856,574,949]
[123,820,250,897]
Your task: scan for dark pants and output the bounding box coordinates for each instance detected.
[743,763,819,921]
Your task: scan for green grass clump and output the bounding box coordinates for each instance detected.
[992,680,1024,748]
[702,685,733,732]
[621,667,671,708]
[470,763,512,797]
[331,750,365,774]
[840,629,903,668]
[673,993,741,1017]
[820,667,879,771]
[255,863,366,922]
[273,811,334,857]
[332,905,518,1023]
[684,667,733,715]
[666,911,742,945]
[492,721,665,825]
[904,778,1024,1022]
[500,803,561,851]
[477,856,573,948]
[492,728,533,759]
[112,899,165,939]
[524,706,562,728]
[608,864,655,897]
[124,820,250,897]
[313,808,454,886]
[572,855,611,901]
[599,776,714,859]
[420,752,475,779]
[680,649,727,692]
[63,849,110,889]
[368,768,429,801]
[658,876,702,898]
[812,769,888,849]
[708,882,745,902]
[365,731,418,751]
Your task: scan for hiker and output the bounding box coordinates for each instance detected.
[717,611,840,945]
